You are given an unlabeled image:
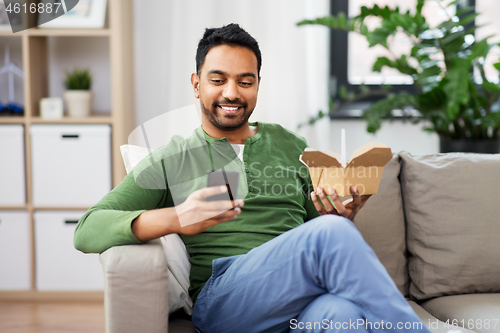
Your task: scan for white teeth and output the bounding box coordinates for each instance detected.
[220,106,239,111]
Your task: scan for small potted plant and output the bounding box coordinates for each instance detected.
[63,67,92,118]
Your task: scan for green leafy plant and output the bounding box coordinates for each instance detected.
[64,67,92,90]
[298,0,500,140]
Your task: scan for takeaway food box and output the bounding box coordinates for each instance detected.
[299,143,393,196]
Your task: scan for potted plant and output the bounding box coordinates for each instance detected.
[298,0,500,153]
[63,67,92,118]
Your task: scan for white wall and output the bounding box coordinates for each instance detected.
[328,119,439,156]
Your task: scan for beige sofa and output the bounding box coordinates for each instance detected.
[100,152,500,333]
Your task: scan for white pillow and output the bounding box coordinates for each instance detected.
[120,144,193,315]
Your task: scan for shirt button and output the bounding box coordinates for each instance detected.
[245,169,249,173]
[249,188,254,192]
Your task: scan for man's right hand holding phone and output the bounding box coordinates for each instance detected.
[174,185,244,235]
[131,185,243,242]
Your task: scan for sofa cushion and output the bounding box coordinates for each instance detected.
[399,152,500,301]
[420,294,500,333]
[354,155,408,297]
[408,300,477,333]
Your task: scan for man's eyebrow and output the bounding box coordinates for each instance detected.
[207,70,227,76]
[207,70,256,79]
[240,72,256,79]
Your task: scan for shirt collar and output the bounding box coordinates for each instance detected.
[197,121,263,144]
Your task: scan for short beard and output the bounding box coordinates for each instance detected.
[201,98,252,131]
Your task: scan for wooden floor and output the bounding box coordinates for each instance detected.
[0,301,105,333]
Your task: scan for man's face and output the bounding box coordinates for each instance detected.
[192,45,260,131]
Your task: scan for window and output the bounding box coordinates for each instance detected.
[330,0,499,117]
[330,0,420,117]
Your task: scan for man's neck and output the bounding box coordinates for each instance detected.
[202,121,257,144]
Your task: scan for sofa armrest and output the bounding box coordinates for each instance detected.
[100,239,169,333]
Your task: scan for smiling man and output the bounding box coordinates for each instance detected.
[193,44,258,134]
[74,24,431,333]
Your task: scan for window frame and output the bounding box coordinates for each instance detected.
[329,0,417,119]
[328,0,482,118]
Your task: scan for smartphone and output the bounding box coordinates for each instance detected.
[206,169,239,203]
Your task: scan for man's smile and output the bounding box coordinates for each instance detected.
[217,105,244,115]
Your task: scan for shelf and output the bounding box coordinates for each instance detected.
[0,29,110,37]
[30,115,113,124]
[0,205,28,210]
[0,116,113,124]
[0,30,17,36]
[0,117,26,124]
[33,206,91,211]
[27,28,111,37]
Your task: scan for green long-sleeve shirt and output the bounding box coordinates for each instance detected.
[74,122,319,303]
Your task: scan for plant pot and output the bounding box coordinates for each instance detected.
[440,136,500,154]
[64,90,92,118]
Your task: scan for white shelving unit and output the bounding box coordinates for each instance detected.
[0,0,135,301]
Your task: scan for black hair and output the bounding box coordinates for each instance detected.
[196,23,262,76]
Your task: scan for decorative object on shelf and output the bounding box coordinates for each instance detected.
[0,102,23,116]
[298,0,500,153]
[40,97,63,119]
[63,67,92,118]
[38,0,107,29]
[0,44,24,116]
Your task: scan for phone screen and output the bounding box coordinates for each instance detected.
[206,169,239,203]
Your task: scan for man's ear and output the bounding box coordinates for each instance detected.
[191,73,200,99]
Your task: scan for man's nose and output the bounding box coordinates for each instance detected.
[222,80,240,101]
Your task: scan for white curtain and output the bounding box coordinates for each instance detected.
[133,0,330,150]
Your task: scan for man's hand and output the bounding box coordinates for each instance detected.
[173,185,244,235]
[131,186,244,241]
[311,186,371,222]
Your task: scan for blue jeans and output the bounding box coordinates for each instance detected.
[192,215,431,333]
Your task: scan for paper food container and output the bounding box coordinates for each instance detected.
[299,143,392,196]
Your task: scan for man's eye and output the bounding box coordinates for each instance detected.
[240,82,252,86]
[211,79,224,84]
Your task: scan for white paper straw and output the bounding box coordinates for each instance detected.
[341,128,346,168]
